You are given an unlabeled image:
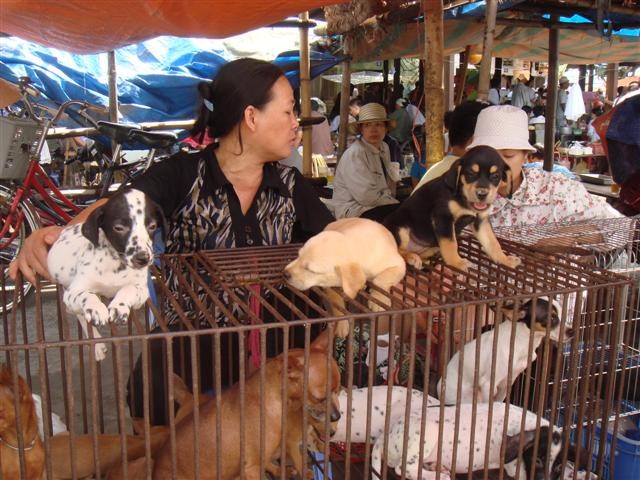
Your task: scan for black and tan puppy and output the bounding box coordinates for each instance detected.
[383,145,521,271]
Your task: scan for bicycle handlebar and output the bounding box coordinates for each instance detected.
[18,77,107,128]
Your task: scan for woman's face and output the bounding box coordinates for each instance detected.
[496,149,528,189]
[360,121,387,147]
[253,76,299,161]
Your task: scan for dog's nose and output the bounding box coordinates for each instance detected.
[283,269,291,281]
[131,251,151,268]
[476,190,488,201]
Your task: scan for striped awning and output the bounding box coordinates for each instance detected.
[351,18,640,64]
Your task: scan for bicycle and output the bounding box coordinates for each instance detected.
[0,77,176,312]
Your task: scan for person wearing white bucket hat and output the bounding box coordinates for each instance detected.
[332,103,402,221]
[467,105,621,228]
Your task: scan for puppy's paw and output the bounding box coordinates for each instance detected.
[94,342,108,361]
[108,301,131,324]
[502,255,521,269]
[404,253,423,270]
[449,258,471,272]
[333,319,350,338]
[83,301,110,326]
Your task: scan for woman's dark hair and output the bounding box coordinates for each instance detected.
[190,58,285,146]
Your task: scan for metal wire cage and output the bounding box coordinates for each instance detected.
[0,221,634,480]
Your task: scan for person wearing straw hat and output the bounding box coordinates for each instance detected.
[332,102,402,221]
[556,76,570,128]
[466,105,621,228]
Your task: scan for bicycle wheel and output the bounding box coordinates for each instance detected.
[0,186,41,313]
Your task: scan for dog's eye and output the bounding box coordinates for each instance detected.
[490,173,500,182]
[113,224,129,233]
[147,222,157,232]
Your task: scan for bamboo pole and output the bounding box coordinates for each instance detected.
[337,34,352,160]
[107,50,119,163]
[455,46,471,106]
[299,11,312,176]
[544,19,559,172]
[477,0,497,102]
[423,0,444,168]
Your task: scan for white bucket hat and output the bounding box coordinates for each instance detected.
[466,105,536,152]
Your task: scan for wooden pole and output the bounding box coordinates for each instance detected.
[393,58,402,100]
[444,55,455,111]
[382,59,389,105]
[423,0,444,168]
[477,0,498,102]
[455,46,471,106]
[337,35,352,160]
[606,63,618,104]
[107,50,119,163]
[299,11,312,176]
[544,19,559,172]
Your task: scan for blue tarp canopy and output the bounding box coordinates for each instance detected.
[0,36,341,125]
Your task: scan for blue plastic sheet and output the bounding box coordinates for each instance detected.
[0,36,340,126]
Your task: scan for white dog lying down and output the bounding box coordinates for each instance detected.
[371,402,561,480]
[48,189,164,361]
[437,297,573,405]
[331,386,439,444]
[284,218,406,336]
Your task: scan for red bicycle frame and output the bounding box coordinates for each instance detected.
[0,160,81,250]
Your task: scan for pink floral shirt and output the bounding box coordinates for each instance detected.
[489,167,621,228]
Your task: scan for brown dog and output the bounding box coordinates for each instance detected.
[152,330,341,480]
[0,366,44,480]
[51,374,205,479]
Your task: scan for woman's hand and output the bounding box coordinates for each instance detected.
[9,226,63,284]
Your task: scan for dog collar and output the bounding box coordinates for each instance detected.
[0,434,38,451]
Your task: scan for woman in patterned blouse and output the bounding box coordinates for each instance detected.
[11,58,334,424]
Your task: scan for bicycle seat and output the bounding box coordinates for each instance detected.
[128,129,177,149]
[97,121,142,144]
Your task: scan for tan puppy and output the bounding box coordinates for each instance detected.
[0,366,44,480]
[284,218,407,335]
[152,331,341,480]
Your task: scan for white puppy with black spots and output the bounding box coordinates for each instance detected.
[48,189,165,361]
[332,386,439,444]
[371,402,557,480]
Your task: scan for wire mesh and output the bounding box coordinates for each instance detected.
[0,222,635,479]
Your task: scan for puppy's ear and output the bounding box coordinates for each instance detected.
[443,160,462,191]
[336,263,367,299]
[81,206,105,246]
[503,429,537,462]
[498,163,514,198]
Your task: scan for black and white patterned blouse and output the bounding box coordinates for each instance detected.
[130,145,333,326]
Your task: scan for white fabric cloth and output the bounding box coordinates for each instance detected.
[332,138,399,218]
[565,83,586,122]
[489,167,621,228]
